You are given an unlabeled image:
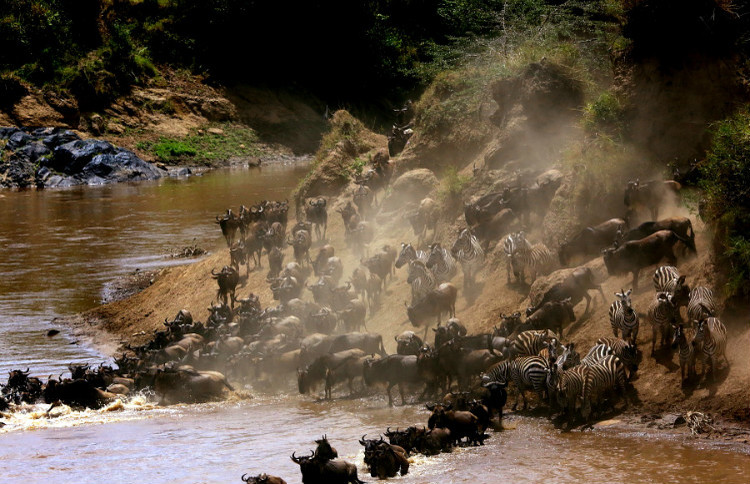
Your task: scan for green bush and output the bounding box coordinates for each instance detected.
[139,124,260,165]
[583,91,625,133]
[699,108,750,298]
[438,165,472,201]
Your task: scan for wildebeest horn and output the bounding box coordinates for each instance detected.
[291,452,300,463]
[360,434,367,445]
[241,474,250,482]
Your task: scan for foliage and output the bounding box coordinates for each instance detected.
[438,165,471,201]
[583,91,625,133]
[698,109,750,298]
[137,124,259,165]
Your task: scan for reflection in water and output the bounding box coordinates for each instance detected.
[0,163,310,376]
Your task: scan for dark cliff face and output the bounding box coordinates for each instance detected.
[0,127,165,189]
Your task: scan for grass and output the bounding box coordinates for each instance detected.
[438,165,472,202]
[136,123,261,165]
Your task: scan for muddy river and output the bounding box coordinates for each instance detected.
[1,162,749,483]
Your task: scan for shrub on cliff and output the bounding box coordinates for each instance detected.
[698,108,750,299]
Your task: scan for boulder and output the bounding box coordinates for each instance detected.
[0,127,22,140]
[52,139,117,173]
[0,156,35,188]
[16,143,51,163]
[5,130,33,150]
[81,150,165,182]
[382,168,438,209]
[42,130,80,149]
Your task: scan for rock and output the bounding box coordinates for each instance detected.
[5,130,33,150]
[170,167,192,177]
[0,127,22,140]
[0,156,36,188]
[81,150,165,183]
[52,139,117,173]
[35,166,52,187]
[382,168,438,209]
[200,98,236,122]
[207,127,225,136]
[42,129,80,149]
[16,143,51,163]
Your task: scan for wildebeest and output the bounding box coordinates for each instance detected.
[288,230,313,266]
[240,474,286,484]
[618,217,696,255]
[267,246,285,279]
[395,331,424,355]
[42,378,116,409]
[337,299,367,332]
[305,197,328,240]
[216,209,242,246]
[313,245,335,276]
[363,354,423,406]
[602,230,693,290]
[336,202,358,235]
[558,218,626,266]
[426,403,485,446]
[624,179,681,221]
[408,197,438,245]
[518,298,576,337]
[348,221,374,256]
[211,266,240,307]
[359,435,409,479]
[153,368,234,404]
[270,275,301,304]
[298,349,366,398]
[353,184,374,220]
[529,266,604,316]
[406,283,458,339]
[290,450,365,484]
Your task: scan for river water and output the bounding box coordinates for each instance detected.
[1,162,749,483]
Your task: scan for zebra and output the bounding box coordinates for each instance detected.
[502,233,516,283]
[506,231,555,285]
[647,292,677,356]
[508,355,549,411]
[653,265,691,308]
[581,354,627,420]
[395,242,428,269]
[550,360,588,424]
[406,260,436,304]
[670,324,696,383]
[608,289,639,344]
[509,329,558,358]
[594,337,639,379]
[693,317,727,380]
[687,286,716,324]
[450,228,485,290]
[426,242,457,283]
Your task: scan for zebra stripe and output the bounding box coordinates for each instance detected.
[647,292,676,355]
[609,289,639,343]
[594,337,638,379]
[687,286,716,324]
[507,232,554,284]
[653,265,679,293]
[406,259,436,303]
[426,243,457,283]
[511,330,557,358]
[509,356,548,411]
[671,324,696,381]
[395,243,427,269]
[693,317,727,378]
[451,228,484,289]
[581,354,627,419]
[551,362,587,419]
[581,343,614,366]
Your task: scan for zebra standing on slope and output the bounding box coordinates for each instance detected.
[647,292,677,356]
[395,242,428,269]
[671,324,696,383]
[406,260,436,304]
[488,355,548,411]
[693,316,727,380]
[426,242,457,283]
[687,286,716,324]
[508,329,558,358]
[653,265,691,308]
[506,231,555,285]
[609,289,640,344]
[581,354,628,420]
[451,228,485,291]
